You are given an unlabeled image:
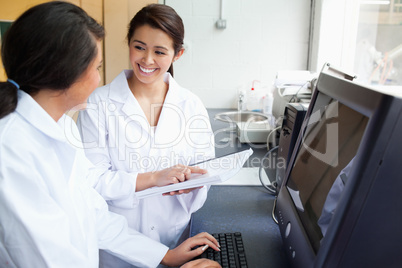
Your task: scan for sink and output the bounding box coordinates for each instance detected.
[214,111,269,123]
[214,111,273,143]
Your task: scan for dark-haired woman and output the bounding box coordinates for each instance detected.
[0,2,220,267]
[77,4,215,267]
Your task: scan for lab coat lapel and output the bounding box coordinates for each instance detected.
[121,97,150,135]
[154,74,185,147]
[109,70,150,134]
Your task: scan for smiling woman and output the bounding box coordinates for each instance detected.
[126,3,185,78]
[129,24,181,89]
[77,4,217,268]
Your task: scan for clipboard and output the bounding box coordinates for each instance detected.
[136,148,254,199]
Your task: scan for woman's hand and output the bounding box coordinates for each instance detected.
[181,259,222,268]
[161,232,220,267]
[136,164,206,192]
[153,164,206,186]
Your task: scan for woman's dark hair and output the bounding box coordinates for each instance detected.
[0,1,104,119]
[127,4,184,77]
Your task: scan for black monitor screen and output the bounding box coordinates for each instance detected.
[285,91,369,253]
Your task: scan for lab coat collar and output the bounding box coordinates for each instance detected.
[163,72,184,105]
[107,70,150,132]
[16,90,68,142]
[108,70,133,103]
[108,70,185,105]
[107,70,186,134]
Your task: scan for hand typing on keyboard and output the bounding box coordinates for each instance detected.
[195,232,248,268]
[161,232,221,267]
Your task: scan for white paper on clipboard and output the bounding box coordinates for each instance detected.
[136,148,254,199]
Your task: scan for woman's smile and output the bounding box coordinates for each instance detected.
[138,64,158,75]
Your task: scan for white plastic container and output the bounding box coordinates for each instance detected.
[246,80,262,111]
[262,92,273,115]
[247,88,260,111]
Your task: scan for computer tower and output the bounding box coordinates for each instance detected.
[275,102,308,190]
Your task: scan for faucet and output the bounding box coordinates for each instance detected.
[238,90,246,111]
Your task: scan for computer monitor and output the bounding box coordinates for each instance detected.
[276,64,402,267]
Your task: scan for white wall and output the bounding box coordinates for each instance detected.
[162,0,312,108]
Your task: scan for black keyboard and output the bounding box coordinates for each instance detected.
[199,232,248,268]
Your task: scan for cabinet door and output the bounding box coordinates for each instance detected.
[104,0,156,84]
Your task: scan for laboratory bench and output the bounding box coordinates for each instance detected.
[190,109,291,267]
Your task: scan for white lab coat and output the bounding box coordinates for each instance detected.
[77,70,215,267]
[0,91,168,268]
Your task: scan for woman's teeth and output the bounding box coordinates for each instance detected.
[139,65,156,73]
